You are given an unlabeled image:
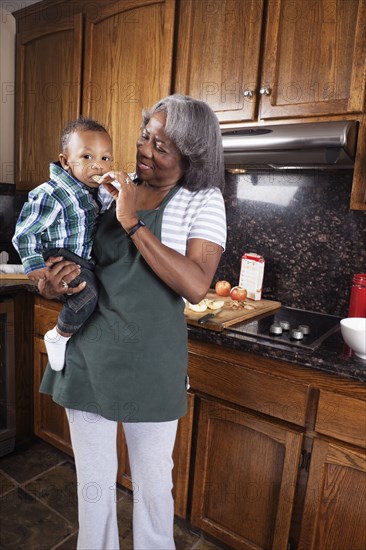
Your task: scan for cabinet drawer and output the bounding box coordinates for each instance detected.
[34,299,62,337]
[316,390,366,448]
[188,353,309,426]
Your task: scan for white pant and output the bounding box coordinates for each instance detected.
[66,408,178,550]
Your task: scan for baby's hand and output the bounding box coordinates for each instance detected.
[27,267,49,281]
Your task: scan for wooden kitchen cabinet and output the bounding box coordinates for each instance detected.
[173,0,366,209]
[14,0,366,207]
[33,336,73,455]
[298,438,366,550]
[14,0,176,191]
[296,390,366,550]
[33,297,72,454]
[174,0,265,123]
[191,398,303,550]
[259,0,366,120]
[175,0,366,123]
[15,11,82,190]
[188,340,309,550]
[82,0,176,173]
[188,339,366,550]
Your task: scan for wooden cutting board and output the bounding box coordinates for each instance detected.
[185,290,281,332]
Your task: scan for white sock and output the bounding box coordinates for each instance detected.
[44,327,71,371]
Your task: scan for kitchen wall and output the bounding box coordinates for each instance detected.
[2,169,366,318]
[0,7,16,184]
[215,169,366,318]
[0,7,21,262]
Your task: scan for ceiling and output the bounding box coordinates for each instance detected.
[0,0,43,13]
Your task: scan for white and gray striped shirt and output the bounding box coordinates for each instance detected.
[99,180,227,255]
[161,186,226,255]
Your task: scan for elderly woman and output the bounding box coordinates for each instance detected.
[39,94,227,549]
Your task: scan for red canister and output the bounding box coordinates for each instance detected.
[348,274,366,318]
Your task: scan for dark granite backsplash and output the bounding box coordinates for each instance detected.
[215,170,366,318]
[2,172,366,318]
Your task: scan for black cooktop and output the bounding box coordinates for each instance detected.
[226,306,342,350]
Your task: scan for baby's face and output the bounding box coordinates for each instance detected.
[60,130,113,188]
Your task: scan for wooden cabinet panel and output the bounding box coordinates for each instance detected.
[191,398,303,549]
[350,115,366,209]
[117,392,195,519]
[34,296,61,337]
[13,292,34,446]
[189,352,309,426]
[82,0,176,173]
[175,0,366,122]
[260,0,366,119]
[15,15,82,190]
[173,0,366,207]
[316,390,366,448]
[298,438,366,550]
[174,0,264,123]
[33,337,73,456]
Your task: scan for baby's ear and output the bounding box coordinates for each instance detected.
[59,153,69,171]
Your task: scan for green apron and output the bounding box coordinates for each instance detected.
[40,185,188,422]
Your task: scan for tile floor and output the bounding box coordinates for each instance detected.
[0,438,225,550]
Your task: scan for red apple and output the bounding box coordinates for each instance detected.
[230,286,247,301]
[215,280,231,297]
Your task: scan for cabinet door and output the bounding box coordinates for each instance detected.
[33,338,73,456]
[191,398,303,550]
[298,438,366,550]
[173,0,264,123]
[260,0,366,119]
[82,0,176,173]
[117,392,194,519]
[15,15,82,190]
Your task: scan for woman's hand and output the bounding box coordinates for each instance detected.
[98,171,139,232]
[38,256,85,299]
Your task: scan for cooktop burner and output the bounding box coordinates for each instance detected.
[226,306,341,350]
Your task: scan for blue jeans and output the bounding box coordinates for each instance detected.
[43,248,98,334]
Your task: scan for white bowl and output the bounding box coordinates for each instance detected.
[340,318,366,359]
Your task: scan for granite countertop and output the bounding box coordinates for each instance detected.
[0,278,38,293]
[2,279,365,384]
[188,323,366,384]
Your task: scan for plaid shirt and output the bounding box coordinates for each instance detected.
[12,162,114,274]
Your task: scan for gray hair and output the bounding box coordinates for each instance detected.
[142,94,225,191]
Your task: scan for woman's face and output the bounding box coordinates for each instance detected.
[136,111,184,188]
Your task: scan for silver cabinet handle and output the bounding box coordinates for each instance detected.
[259,87,271,96]
[243,90,254,98]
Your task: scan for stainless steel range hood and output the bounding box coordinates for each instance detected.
[222,120,358,170]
